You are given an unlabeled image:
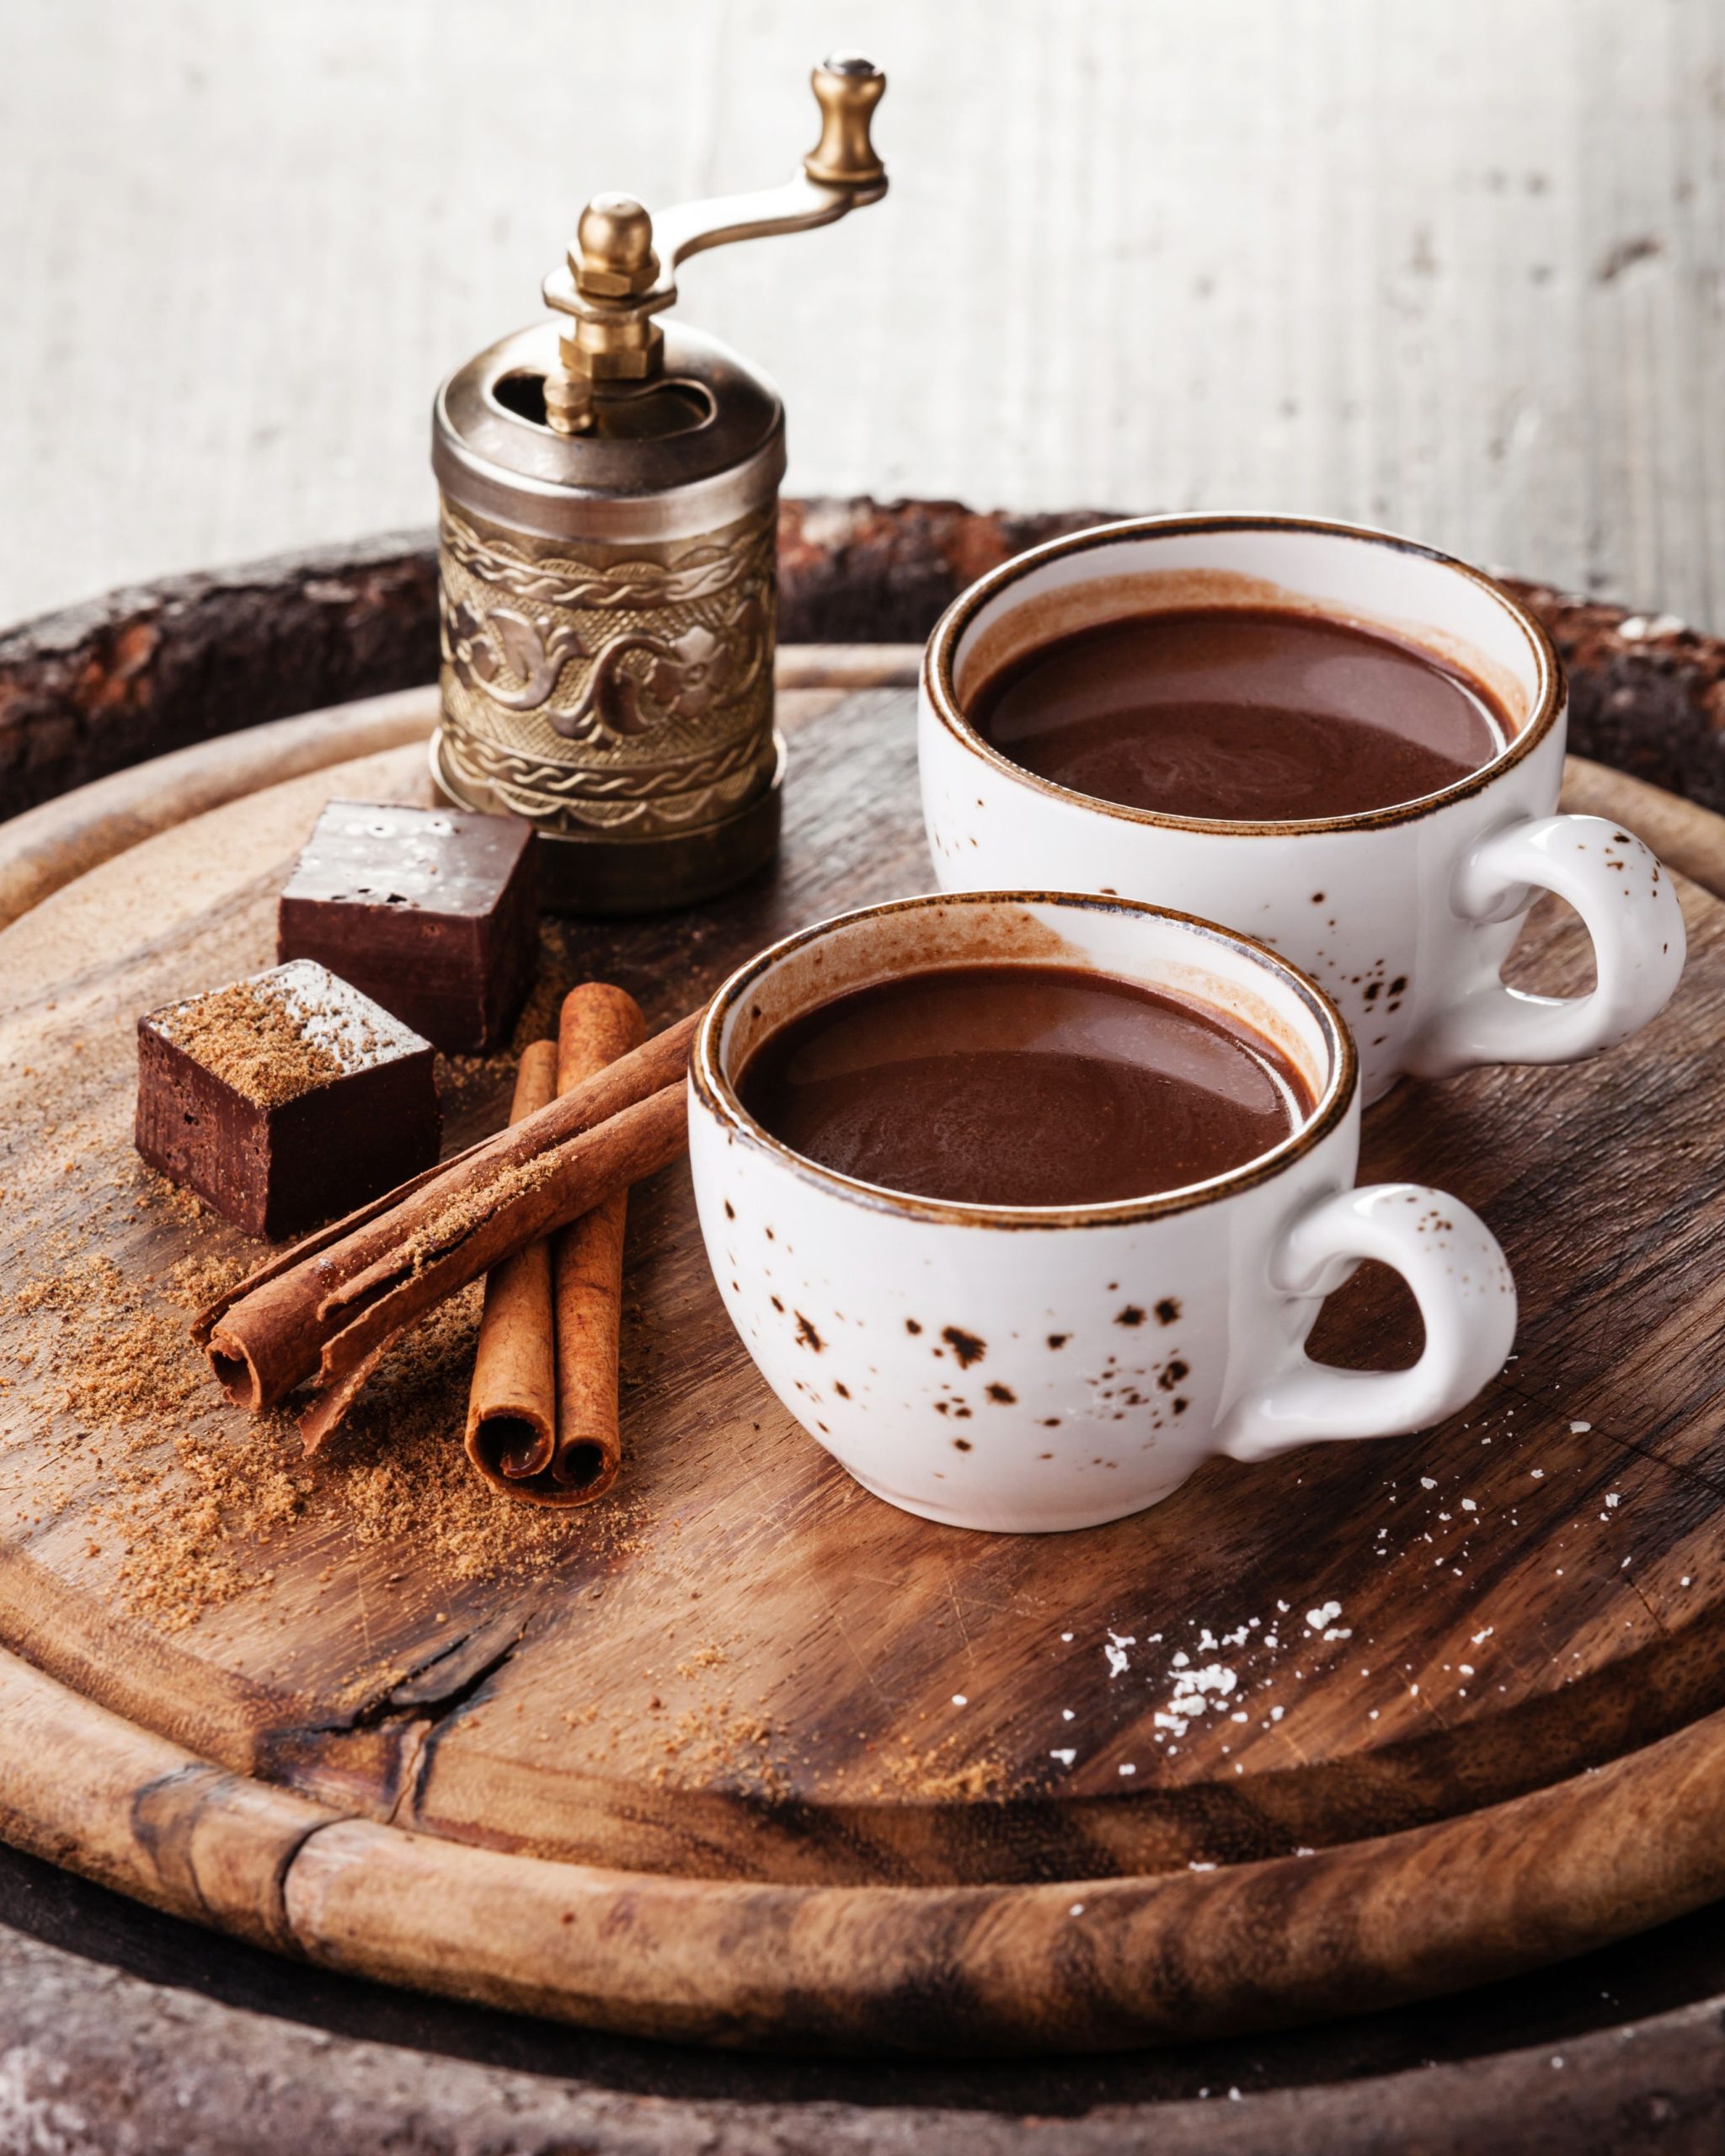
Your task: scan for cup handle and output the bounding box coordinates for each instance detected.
[1404,814,1685,1079]
[1216,1183,1516,1463]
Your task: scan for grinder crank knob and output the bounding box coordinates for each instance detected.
[804,54,886,188]
[573,192,660,298]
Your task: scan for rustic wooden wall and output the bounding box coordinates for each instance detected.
[2,0,1722,631]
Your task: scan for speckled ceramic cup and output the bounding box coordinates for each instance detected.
[921,515,1686,1104]
[689,891,1515,1534]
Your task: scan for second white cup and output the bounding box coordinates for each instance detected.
[921,515,1685,1102]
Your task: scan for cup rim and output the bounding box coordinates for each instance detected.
[692,889,1358,1230]
[922,511,1565,836]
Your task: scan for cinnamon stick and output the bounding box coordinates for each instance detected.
[463,1040,560,1492]
[194,1008,697,1450]
[551,985,649,1500]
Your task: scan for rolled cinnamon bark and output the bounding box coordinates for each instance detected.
[193,1009,697,1451]
[552,985,649,1500]
[463,1040,559,1492]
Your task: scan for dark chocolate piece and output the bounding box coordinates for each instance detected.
[277,801,537,1054]
[136,959,441,1240]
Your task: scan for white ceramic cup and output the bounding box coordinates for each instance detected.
[920,515,1685,1103]
[689,891,1515,1534]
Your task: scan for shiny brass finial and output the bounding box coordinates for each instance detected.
[804,56,886,186]
[574,194,660,298]
[540,54,889,435]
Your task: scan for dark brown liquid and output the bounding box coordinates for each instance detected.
[971,606,1508,821]
[737,966,1313,1208]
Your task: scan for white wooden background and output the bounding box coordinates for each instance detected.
[1,0,1722,628]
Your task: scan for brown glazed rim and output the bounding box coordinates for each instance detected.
[692,889,1359,1231]
[923,511,1567,836]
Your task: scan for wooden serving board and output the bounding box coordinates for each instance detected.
[4,654,1725,2054]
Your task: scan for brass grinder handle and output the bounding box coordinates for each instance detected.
[542,56,887,430]
[803,53,888,187]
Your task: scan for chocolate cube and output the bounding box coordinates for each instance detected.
[136,960,441,1239]
[277,801,537,1054]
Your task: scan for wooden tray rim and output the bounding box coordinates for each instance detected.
[4,686,1725,2054]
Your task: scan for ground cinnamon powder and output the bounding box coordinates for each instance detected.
[154,978,348,1107]
[9,1200,601,1635]
[3,920,1003,1809]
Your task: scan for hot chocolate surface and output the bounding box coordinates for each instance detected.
[738,965,1311,1208]
[970,606,1507,821]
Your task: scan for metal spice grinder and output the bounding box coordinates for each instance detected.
[430,56,888,915]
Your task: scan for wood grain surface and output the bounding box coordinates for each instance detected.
[3,669,1725,2048]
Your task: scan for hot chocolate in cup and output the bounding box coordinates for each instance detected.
[920,515,1685,1103]
[689,891,1515,1534]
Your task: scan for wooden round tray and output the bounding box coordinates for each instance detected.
[3,647,1725,2055]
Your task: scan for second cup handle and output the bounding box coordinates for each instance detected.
[1405,814,1685,1079]
[1216,1183,1516,1464]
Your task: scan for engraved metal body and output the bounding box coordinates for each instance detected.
[430,57,888,914]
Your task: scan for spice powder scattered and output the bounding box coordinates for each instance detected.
[152,977,347,1107]
[7,1215,603,1636]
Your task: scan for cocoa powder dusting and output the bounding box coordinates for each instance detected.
[154,978,347,1107]
[8,1219,629,1636]
[398,1151,561,1277]
[13,1252,312,1629]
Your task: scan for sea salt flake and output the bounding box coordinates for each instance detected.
[1306,1601,1342,1631]
[1420,1476,1437,1490]
[952,1694,968,1706]
[1050,1748,1076,1766]
[1570,1420,1591,1433]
